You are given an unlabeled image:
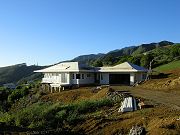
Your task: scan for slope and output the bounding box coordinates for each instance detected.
[154,60,180,72]
[0,63,45,85]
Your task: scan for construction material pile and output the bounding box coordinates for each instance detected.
[107,90,131,103]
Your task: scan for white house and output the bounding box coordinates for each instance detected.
[34,62,148,92]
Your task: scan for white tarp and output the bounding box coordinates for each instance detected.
[118,97,137,112]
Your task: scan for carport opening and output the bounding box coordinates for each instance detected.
[109,74,130,85]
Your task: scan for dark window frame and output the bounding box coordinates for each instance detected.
[82,74,84,79]
[76,74,81,79]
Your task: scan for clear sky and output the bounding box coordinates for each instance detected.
[0,0,180,67]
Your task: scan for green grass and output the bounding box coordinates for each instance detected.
[154,60,180,72]
[0,98,114,129]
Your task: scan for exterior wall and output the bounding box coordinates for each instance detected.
[100,73,109,84]
[42,72,70,85]
[134,72,147,82]
[70,72,95,85]
[42,72,147,86]
[130,73,135,85]
[134,73,142,82]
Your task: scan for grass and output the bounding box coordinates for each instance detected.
[0,98,114,129]
[154,60,180,72]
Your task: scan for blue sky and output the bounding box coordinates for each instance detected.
[0,0,180,67]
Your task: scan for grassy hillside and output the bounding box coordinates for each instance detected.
[154,60,180,72]
[71,40,175,67]
[0,85,180,134]
[0,63,45,85]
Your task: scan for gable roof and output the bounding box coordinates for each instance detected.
[95,62,148,72]
[34,62,94,73]
[34,61,148,73]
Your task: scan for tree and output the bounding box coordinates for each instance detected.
[170,44,180,57]
[93,60,103,67]
[140,54,154,68]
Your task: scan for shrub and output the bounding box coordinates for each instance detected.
[76,98,113,113]
[7,87,29,103]
[2,98,114,128]
[55,110,67,121]
[67,111,84,124]
[14,102,49,127]
[0,112,14,125]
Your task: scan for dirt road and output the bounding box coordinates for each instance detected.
[111,86,180,110]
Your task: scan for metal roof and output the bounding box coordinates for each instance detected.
[34,61,148,73]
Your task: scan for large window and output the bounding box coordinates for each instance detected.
[61,73,67,83]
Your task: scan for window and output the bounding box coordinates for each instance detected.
[72,74,75,79]
[76,74,81,79]
[87,74,91,77]
[82,74,84,79]
[61,73,67,83]
[101,74,103,80]
[44,73,48,78]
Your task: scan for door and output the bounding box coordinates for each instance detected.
[109,74,130,85]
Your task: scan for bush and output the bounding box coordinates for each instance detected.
[14,102,49,128]
[67,111,84,124]
[1,98,114,128]
[0,112,14,125]
[76,98,113,113]
[55,110,67,121]
[7,87,29,103]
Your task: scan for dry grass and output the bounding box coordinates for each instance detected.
[40,87,108,104]
[73,106,180,135]
[39,80,180,134]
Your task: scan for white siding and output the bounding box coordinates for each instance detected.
[130,73,135,85]
[70,72,94,85]
[42,72,70,85]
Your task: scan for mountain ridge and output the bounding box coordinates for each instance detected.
[0,40,179,85]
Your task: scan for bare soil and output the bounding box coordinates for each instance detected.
[40,85,180,135]
[39,70,180,134]
[111,86,180,110]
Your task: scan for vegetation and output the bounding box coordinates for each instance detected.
[154,60,180,72]
[0,96,113,129]
[0,63,44,85]
[72,40,176,68]
[0,41,179,86]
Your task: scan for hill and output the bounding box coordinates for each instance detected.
[72,53,105,65]
[0,63,45,85]
[0,40,179,85]
[70,41,176,67]
[154,60,180,72]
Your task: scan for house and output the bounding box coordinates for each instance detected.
[34,62,148,92]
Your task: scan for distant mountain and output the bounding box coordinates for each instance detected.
[0,40,179,85]
[0,63,45,85]
[70,40,175,66]
[71,53,105,65]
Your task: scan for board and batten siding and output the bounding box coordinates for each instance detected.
[43,73,70,84]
